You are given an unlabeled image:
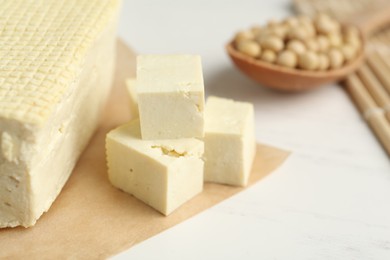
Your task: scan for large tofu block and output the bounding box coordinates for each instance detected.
[0,0,121,228]
[136,55,205,139]
[106,120,204,215]
[204,96,256,187]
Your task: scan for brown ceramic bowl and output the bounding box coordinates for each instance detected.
[226,40,365,92]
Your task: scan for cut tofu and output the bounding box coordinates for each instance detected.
[136,55,205,140]
[126,78,139,118]
[106,119,204,215]
[0,0,121,228]
[204,96,256,187]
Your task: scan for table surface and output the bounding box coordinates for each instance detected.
[113,1,390,259]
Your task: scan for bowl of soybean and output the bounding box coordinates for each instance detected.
[226,13,367,91]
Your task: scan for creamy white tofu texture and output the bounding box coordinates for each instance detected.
[204,96,256,187]
[0,0,121,228]
[106,119,204,216]
[136,55,205,140]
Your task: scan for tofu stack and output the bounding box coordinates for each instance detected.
[0,0,121,228]
[107,55,205,215]
[107,55,256,215]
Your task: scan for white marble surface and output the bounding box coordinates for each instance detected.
[113,0,390,259]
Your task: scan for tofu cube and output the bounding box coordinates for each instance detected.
[106,119,204,215]
[136,55,205,139]
[204,96,256,187]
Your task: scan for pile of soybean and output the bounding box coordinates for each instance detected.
[234,13,362,71]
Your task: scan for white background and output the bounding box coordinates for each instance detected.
[114,0,390,259]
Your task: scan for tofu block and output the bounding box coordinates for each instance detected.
[106,119,204,215]
[136,55,205,139]
[126,78,139,118]
[204,96,256,187]
[0,0,121,228]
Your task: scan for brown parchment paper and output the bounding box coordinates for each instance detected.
[0,40,290,259]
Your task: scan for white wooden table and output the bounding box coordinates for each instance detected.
[113,0,390,259]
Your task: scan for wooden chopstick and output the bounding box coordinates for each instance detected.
[345,74,390,156]
[346,74,378,114]
[357,64,390,121]
[366,51,390,94]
